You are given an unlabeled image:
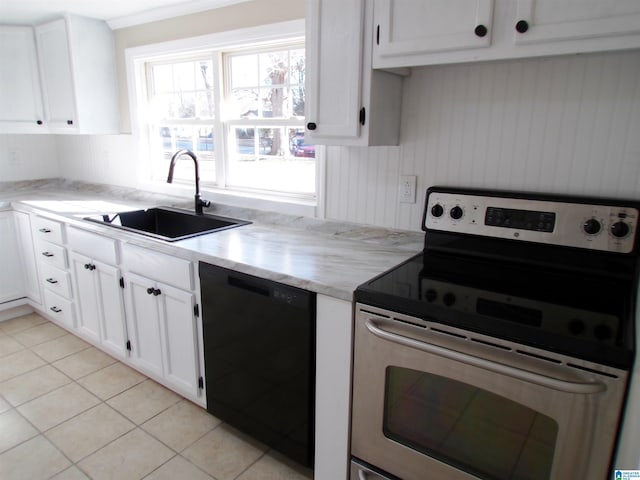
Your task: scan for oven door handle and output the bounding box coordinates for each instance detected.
[365,318,607,395]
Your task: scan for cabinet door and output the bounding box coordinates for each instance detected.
[0,26,45,132]
[14,212,42,305]
[306,0,364,140]
[94,261,127,358]
[35,18,77,132]
[513,0,640,45]
[0,212,25,304]
[158,283,200,399]
[70,252,100,341]
[373,0,494,62]
[125,273,164,378]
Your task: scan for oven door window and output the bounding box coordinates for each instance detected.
[384,366,558,480]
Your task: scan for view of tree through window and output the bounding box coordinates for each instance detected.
[145,42,315,199]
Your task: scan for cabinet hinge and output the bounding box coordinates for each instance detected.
[126,340,131,351]
[198,376,204,389]
[119,277,125,288]
[376,24,380,45]
[359,107,366,126]
[194,304,200,317]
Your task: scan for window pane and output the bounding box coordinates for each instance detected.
[230,88,259,118]
[231,54,258,88]
[290,49,306,117]
[152,125,215,183]
[228,126,315,195]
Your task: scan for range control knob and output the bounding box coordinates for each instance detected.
[568,319,586,335]
[450,206,464,220]
[443,292,456,307]
[611,221,630,238]
[583,218,601,235]
[425,289,438,302]
[431,204,444,218]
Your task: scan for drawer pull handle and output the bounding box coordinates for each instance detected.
[153,288,161,296]
[46,278,58,284]
[42,252,54,257]
[50,306,62,313]
[39,228,52,233]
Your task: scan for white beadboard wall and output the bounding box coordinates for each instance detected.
[0,135,59,181]
[326,50,640,232]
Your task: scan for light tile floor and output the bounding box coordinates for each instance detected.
[0,313,314,480]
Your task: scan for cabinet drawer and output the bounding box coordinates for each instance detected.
[67,226,118,265]
[32,216,65,244]
[44,289,74,329]
[36,239,67,270]
[40,263,72,299]
[122,244,193,290]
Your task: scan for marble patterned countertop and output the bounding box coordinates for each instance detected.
[2,179,423,301]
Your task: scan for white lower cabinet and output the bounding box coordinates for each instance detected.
[124,271,201,402]
[0,211,26,307]
[14,212,42,306]
[70,251,127,357]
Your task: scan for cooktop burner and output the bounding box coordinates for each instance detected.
[355,187,640,369]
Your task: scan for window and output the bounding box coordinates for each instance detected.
[138,28,315,204]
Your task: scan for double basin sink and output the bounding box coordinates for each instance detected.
[84,206,250,242]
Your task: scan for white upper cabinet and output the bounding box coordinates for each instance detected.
[306,0,403,146]
[373,0,640,68]
[35,15,119,134]
[512,0,640,46]
[0,26,46,133]
[373,0,493,63]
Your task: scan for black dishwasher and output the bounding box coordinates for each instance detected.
[199,262,316,468]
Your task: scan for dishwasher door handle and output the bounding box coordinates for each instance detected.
[227,275,270,297]
[365,318,606,395]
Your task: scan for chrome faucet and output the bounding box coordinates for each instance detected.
[167,149,211,215]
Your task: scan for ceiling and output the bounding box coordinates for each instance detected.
[0,0,252,29]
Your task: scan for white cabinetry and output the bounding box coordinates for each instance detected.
[0,211,26,308]
[373,0,640,68]
[122,244,203,403]
[306,0,403,146]
[0,27,46,133]
[67,227,127,357]
[32,216,75,328]
[374,0,493,58]
[314,295,352,480]
[512,0,640,46]
[14,211,42,306]
[35,15,119,134]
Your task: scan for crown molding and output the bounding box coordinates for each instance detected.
[107,0,252,30]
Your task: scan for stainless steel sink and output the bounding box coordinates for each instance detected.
[83,206,250,242]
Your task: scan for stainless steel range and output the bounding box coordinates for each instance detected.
[352,187,639,480]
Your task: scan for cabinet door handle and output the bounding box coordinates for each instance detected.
[84,263,96,271]
[39,228,52,233]
[474,24,488,37]
[42,251,54,257]
[46,278,58,284]
[153,288,162,296]
[306,122,317,130]
[515,20,529,33]
[50,306,62,313]
[147,287,155,295]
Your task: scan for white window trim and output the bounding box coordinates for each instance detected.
[125,19,325,218]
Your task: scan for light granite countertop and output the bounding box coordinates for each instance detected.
[2,179,423,301]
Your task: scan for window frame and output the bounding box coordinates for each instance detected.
[125,19,324,218]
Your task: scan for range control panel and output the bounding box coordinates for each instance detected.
[424,190,638,254]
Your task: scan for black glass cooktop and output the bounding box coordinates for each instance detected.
[355,251,635,369]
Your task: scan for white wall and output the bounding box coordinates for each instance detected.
[326,49,640,231]
[0,134,59,181]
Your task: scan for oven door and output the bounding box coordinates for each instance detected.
[351,305,627,480]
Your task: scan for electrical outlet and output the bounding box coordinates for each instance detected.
[399,175,417,204]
